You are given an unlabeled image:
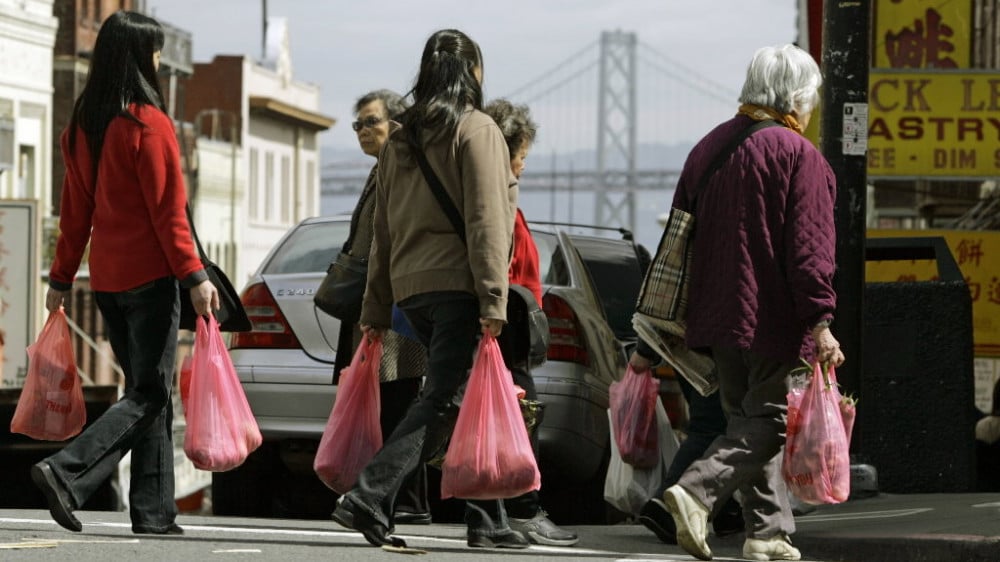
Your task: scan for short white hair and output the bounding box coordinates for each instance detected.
[738,44,822,116]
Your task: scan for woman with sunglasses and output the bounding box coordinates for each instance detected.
[327,89,431,525]
[331,28,524,549]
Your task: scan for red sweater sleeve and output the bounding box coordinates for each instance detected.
[134,108,204,285]
[50,128,95,289]
[508,209,543,306]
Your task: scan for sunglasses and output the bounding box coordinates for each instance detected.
[352,116,385,132]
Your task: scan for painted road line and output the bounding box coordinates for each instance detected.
[0,542,57,549]
[795,508,933,523]
[0,517,618,557]
[972,502,1000,509]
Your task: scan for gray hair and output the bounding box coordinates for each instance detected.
[738,44,821,116]
[483,98,537,156]
[354,89,408,120]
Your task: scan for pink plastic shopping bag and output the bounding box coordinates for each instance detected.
[313,336,383,494]
[441,334,541,500]
[183,315,262,471]
[608,365,660,468]
[11,308,86,441]
[783,361,853,504]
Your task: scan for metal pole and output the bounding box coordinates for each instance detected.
[820,0,870,447]
[229,117,238,274]
[262,0,268,61]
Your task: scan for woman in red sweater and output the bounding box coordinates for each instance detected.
[31,11,217,536]
[483,99,578,547]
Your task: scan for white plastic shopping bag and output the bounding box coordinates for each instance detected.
[603,399,679,515]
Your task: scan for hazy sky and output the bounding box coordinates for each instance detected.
[148,1,801,153]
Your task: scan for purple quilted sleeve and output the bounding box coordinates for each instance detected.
[783,144,838,328]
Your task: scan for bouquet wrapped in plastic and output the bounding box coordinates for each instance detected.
[783,361,855,504]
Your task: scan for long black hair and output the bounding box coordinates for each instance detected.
[399,29,484,147]
[68,10,167,172]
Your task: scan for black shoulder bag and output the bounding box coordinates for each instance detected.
[178,205,252,332]
[413,148,549,367]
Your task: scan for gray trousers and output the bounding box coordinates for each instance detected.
[677,346,796,539]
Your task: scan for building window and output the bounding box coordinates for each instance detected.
[281,155,291,223]
[0,116,14,178]
[17,146,35,199]
[248,148,259,220]
[264,152,275,222]
[306,161,316,219]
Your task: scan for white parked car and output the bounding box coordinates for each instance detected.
[216,216,649,523]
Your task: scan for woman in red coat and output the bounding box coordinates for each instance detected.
[484,99,578,547]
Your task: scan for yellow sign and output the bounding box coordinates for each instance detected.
[866,71,1000,177]
[875,0,970,69]
[867,229,1000,357]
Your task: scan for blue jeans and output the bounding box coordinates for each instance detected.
[663,374,729,489]
[342,292,509,535]
[45,276,179,530]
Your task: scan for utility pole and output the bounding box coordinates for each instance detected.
[262,0,268,61]
[820,1,870,445]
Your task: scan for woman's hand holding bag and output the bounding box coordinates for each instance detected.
[183,315,263,471]
[441,334,541,500]
[313,337,383,494]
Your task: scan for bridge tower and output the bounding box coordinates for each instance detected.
[595,30,638,233]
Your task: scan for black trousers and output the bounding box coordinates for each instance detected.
[342,292,511,535]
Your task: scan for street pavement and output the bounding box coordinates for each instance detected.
[1,493,998,561]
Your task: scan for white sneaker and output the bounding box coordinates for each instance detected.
[662,485,712,560]
[743,533,802,561]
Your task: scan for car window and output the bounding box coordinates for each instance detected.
[531,231,570,286]
[568,236,645,341]
[262,221,349,274]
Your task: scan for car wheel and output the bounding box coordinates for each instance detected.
[211,442,278,517]
[538,448,612,525]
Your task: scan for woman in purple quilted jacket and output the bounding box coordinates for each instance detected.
[638,45,846,562]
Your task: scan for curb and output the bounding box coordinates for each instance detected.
[795,533,1000,562]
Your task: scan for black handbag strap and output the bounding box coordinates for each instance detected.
[690,119,783,213]
[184,203,209,262]
[342,166,378,254]
[413,147,467,245]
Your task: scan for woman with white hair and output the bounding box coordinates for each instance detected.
[629,44,845,561]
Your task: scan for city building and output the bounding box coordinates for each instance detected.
[0,0,57,204]
[177,17,334,287]
[0,0,57,385]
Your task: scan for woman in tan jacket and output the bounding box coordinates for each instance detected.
[332,29,522,549]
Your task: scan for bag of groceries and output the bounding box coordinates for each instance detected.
[183,315,262,471]
[441,334,540,499]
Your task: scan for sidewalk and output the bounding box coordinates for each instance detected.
[770,492,1000,562]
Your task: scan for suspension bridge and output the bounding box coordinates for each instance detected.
[321,30,742,232]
